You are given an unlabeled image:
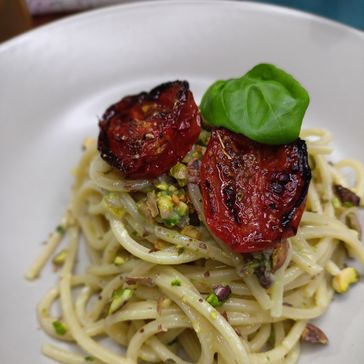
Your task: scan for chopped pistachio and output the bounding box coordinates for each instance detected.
[113,256,125,266]
[301,323,328,344]
[331,197,341,209]
[103,193,125,219]
[170,163,188,179]
[334,184,360,207]
[109,288,134,315]
[52,320,67,335]
[84,356,95,362]
[52,249,68,266]
[198,129,211,146]
[168,185,177,192]
[56,225,66,235]
[206,293,222,307]
[171,279,182,287]
[163,214,180,227]
[332,267,359,293]
[176,201,188,216]
[155,181,169,191]
[157,195,174,219]
[170,163,188,186]
[213,285,231,302]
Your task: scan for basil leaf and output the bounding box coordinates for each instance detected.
[200,64,309,145]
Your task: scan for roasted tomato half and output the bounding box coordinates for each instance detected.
[98,81,201,179]
[200,128,311,253]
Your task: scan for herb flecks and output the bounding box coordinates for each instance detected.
[52,320,67,335]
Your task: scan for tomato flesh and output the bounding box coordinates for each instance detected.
[98,81,201,179]
[200,129,311,253]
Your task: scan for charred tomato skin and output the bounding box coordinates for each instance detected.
[98,81,201,179]
[200,128,311,253]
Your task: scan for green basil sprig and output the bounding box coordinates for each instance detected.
[200,64,309,145]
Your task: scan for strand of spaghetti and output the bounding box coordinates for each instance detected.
[75,286,94,326]
[302,211,353,228]
[282,302,329,320]
[89,261,154,321]
[105,302,181,327]
[158,287,222,364]
[87,260,141,276]
[298,225,364,263]
[270,241,293,317]
[25,210,71,280]
[316,155,334,203]
[214,332,241,364]
[157,327,186,345]
[300,128,332,145]
[37,286,74,342]
[72,143,98,190]
[307,145,332,154]
[79,215,109,251]
[128,320,162,363]
[335,159,364,199]
[157,268,217,364]
[218,298,263,314]
[306,182,323,213]
[226,312,280,326]
[71,180,102,217]
[237,324,262,336]
[283,343,300,364]
[179,267,237,282]
[60,237,135,364]
[89,154,151,192]
[154,268,250,364]
[291,250,323,276]
[109,216,204,264]
[316,278,333,308]
[153,225,236,266]
[248,324,271,352]
[273,322,285,346]
[148,336,192,364]
[242,275,272,310]
[249,320,307,364]
[126,314,191,363]
[42,343,105,364]
[157,267,242,363]
[178,330,201,362]
[325,260,341,276]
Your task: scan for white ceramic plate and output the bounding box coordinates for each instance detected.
[1,1,364,363]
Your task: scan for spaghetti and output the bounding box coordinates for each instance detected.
[27,128,364,364]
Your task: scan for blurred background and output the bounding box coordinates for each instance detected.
[0,0,363,43]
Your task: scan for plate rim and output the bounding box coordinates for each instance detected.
[1,0,363,54]
[1,1,364,363]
